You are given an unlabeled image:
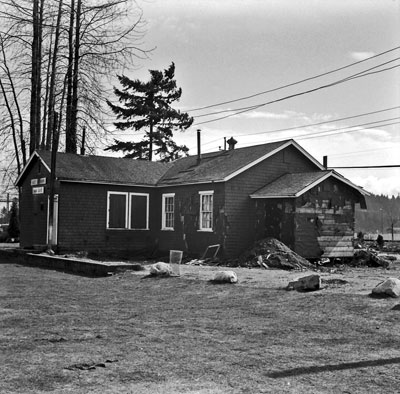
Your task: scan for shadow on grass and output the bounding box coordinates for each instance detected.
[268,357,400,378]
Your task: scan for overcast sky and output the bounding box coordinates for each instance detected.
[108,0,400,196]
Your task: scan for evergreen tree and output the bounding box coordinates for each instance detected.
[105,63,193,161]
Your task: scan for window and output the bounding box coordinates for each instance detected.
[107,192,149,230]
[162,193,175,230]
[130,193,149,229]
[199,191,213,231]
[108,192,128,229]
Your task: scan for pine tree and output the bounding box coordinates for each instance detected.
[106,63,193,161]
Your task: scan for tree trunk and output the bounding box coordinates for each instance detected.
[65,0,75,144]
[0,79,21,174]
[66,0,81,153]
[29,0,39,154]
[46,0,63,152]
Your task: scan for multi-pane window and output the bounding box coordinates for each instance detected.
[107,192,149,230]
[199,191,213,231]
[162,193,175,230]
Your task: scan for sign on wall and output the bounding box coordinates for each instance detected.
[32,186,44,195]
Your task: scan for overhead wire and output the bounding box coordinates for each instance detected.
[187,105,400,150]
[188,45,400,112]
[198,118,400,153]
[192,58,400,126]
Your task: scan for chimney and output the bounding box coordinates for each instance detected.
[323,155,328,169]
[197,129,201,165]
[227,137,237,150]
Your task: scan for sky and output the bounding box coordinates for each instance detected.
[108,0,400,197]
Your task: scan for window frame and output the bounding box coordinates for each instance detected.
[106,191,149,230]
[129,192,150,230]
[107,191,128,230]
[161,193,175,231]
[198,190,214,232]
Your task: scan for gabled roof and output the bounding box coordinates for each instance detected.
[250,170,370,199]
[16,151,172,187]
[16,139,325,188]
[158,139,324,185]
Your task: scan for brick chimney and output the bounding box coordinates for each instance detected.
[227,137,237,150]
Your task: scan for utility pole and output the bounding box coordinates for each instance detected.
[47,111,59,251]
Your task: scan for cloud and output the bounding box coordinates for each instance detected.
[349,51,376,61]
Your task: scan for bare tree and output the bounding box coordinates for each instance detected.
[0,0,149,187]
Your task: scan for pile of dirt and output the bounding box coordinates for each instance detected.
[238,238,313,270]
[352,249,391,268]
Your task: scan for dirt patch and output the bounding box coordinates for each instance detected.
[0,258,400,393]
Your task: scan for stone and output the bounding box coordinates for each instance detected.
[287,274,321,292]
[371,278,400,298]
[213,271,238,283]
[149,262,173,276]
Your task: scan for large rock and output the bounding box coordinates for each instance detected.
[212,271,238,283]
[371,278,400,298]
[149,262,173,276]
[287,274,321,292]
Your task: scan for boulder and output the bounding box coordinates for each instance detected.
[371,278,400,298]
[287,274,321,292]
[149,262,173,276]
[212,271,238,283]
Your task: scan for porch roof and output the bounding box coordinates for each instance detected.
[250,170,370,199]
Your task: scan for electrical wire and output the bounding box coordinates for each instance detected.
[193,59,400,126]
[188,45,400,112]
[188,106,400,150]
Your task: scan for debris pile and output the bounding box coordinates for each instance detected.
[352,249,391,268]
[239,238,313,270]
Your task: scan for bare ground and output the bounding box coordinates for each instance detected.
[1,257,400,394]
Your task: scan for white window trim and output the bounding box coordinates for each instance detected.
[161,193,175,231]
[107,191,129,229]
[129,192,150,230]
[198,190,214,232]
[107,191,149,230]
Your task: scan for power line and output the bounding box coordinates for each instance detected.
[188,45,400,112]
[226,106,400,139]
[199,118,400,153]
[189,106,400,150]
[331,165,400,169]
[193,59,400,126]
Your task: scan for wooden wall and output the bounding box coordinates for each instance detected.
[18,157,51,249]
[224,145,319,257]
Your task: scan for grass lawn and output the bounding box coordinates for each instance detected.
[1,259,400,393]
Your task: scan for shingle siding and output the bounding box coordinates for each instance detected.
[19,159,50,248]
[57,182,157,254]
[224,146,319,257]
[156,184,225,257]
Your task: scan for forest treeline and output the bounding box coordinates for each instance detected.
[356,194,400,235]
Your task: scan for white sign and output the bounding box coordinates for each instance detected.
[32,186,44,195]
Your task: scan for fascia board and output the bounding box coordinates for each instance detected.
[249,173,329,199]
[59,179,158,188]
[293,172,332,197]
[330,172,371,196]
[15,151,51,186]
[223,140,325,182]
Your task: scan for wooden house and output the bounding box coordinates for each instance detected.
[15,139,368,259]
